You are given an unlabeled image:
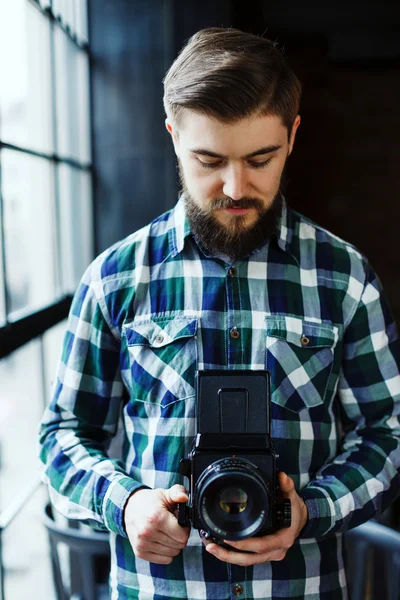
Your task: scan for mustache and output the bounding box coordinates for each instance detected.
[207,197,263,211]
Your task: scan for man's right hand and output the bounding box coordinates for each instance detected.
[123,484,191,564]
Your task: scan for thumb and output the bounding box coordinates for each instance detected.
[164,484,189,506]
[278,471,295,495]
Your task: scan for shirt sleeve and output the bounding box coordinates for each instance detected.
[299,260,400,538]
[38,260,145,537]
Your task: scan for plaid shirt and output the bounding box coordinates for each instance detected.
[39,198,400,600]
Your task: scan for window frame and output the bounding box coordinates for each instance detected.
[0,0,92,343]
[0,2,92,598]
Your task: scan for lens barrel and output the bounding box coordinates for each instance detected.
[196,457,270,541]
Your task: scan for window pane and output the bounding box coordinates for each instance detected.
[75,0,89,44]
[2,486,55,600]
[42,319,68,406]
[0,0,53,154]
[61,0,74,33]
[52,0,63,20]
[1,150,57,315]
[77,51,92,163]
[0,200,6,325]
[55,28,91,162]
[0,340,44,511]
[59,165,93,293]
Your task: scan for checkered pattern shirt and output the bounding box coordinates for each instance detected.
[39,198,400,600]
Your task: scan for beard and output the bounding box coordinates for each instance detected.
[178,163,283,262]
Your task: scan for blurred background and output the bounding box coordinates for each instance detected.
[0,0,399,598]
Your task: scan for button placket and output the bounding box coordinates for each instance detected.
[225,262,243,365]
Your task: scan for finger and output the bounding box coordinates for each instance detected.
[206,543,286,566]
[158,510,190,545]
[136,540,183,557]
[224,530,289,554]
[138,529,187,550]
[278,472,295,495]
[205,543,256,566]
[163,484,189,506]
[135,550,176,565]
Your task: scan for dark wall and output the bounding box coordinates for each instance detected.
[89,0,400,323]
[88,0,232,254]
[230,0,400,321]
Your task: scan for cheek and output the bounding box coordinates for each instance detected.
[257,163,285,193]
[186,167,222,196]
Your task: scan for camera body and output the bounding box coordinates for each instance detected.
[178,370,291,545]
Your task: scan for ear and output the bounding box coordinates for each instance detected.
[288,115,301,156]
[165,119,180,157]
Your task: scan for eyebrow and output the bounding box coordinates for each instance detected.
[189,145,282,160]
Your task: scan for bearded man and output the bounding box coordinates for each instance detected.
[40,27,400,600]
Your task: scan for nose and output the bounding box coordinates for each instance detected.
[222,164,250,200]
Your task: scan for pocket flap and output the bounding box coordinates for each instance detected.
[123,316,198,348]
[266,316,338,349]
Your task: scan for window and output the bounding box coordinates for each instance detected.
[54,26,91,163]
[2,487,55,599]
[0,0,53,154]
[0,2,92,599]
[1,149,56,315]
[59,164,94,293]
[0,340,46,512]
[0,221,5,326]
[0,340,56,598]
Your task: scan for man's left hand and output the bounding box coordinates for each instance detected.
[202,472,308,565]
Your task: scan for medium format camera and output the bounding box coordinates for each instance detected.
[178,370,291,548]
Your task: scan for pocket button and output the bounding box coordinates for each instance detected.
[300,335,310,346]
[155,334,165,344]
[230,328,240,340]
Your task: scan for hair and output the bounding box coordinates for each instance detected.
[163,27,302,135]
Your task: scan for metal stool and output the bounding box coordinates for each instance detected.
[42,503,111,600]
[345,519,400,600]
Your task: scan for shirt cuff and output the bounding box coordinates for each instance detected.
[101,475,150,537]
[298,485,336,539]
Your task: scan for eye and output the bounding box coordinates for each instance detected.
[198,160,222,170]
[248,158,273,169]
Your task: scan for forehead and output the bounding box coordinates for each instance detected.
[177,110,288,156]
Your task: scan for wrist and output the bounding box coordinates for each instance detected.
[123,486,150,530]
[298,497,309,536]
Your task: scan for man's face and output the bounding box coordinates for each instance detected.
[166,110,300,259]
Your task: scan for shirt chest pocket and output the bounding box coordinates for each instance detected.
[266,316,338,413]
[123,316,198,408]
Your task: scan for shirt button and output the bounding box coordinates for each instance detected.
[155,334,164,344]
[234,584,243,596]
[230,328,240,340]
[228,266,237,276]
[300,335,310,346]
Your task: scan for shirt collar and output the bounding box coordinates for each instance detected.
[275,198,294,255]
[168,195,295,260]
[168,197,191,258]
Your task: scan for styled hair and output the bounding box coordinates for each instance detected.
[163,27,302,134]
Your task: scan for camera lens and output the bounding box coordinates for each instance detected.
[219,487,248,514]
[196,457,270,541]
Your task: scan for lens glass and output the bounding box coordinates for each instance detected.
[219,487,248,514]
